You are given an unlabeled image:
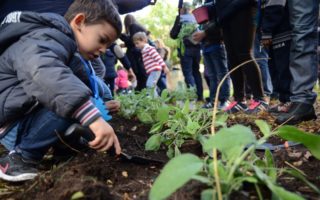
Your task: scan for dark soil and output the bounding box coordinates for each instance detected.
[0,102,320,200]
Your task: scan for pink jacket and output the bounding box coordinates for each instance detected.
[115,69,129,89]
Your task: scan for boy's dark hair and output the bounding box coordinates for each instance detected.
[64,0,122,37]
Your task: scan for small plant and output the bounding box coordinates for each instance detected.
[145,100,212,158]
[149,120,320,200]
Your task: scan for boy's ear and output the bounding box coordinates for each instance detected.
[71,13,86,31]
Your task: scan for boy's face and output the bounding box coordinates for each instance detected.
[134,40,146,49]
[71,14,118,60]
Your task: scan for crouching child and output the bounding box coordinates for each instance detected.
[0,0,122,182]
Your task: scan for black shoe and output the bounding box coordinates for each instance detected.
[0,152,38,182]
[275,102,317,125]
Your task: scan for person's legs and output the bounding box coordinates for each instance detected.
[287,0,318,104]
[272,40,292,103]
[15,108,74,161]
[180,54,196,87]
[204,45,230,103]
[156,71,167,95]
[276,0,318,124]
[146,70,161,96]
[222,7,265,113]
[254,33,273,96]
[191,50,204,101]
[0,108,74,181]
[203,53,218,103]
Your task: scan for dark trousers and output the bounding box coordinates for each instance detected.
[180,48,203,100]
[222,7,264,102]
[127,49,147,91]
[269,40,292,103]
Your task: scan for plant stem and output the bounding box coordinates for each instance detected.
[254,183,263,200]
[211,58,267,200]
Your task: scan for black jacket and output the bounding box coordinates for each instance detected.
[215,0,253,23]
[261,0,291,43]
[0,12,98,127]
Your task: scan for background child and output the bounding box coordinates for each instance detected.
[115,66,130,94]
[132,32,169,96]
[0,0,122,182]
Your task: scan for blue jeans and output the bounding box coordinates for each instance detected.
[146,70,161,96]
[157,71,167,95]
[288,0,319,104]
[254,33,273,96]
[180,48,203,100]
[203,44,230,102]
[0,108,73,161]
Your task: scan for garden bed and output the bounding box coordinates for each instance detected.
[0,108,320,200]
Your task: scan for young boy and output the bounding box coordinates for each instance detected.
[0,0,122,182]
[132,32,169,96]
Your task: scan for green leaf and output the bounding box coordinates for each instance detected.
[137,112,154,124]
[253,166,305,200]
[214,113,228,127]
[145,134,162,151]
[203,125,256,159]
[255,120,271,137]
[174,145,181,157]
[265,149,277,182]
[186,118,200,135]
[149,122,163,134]
[71,191,85,200]
[278,126,320,159]
[166,145,174,158]
[149,154,203,200]
[191,175,211,184]
[201,189,214,200]
[155,106,170,122]
[182,100,190,114]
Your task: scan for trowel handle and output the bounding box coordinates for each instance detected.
[65,124,96,141]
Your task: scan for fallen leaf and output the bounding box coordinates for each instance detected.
[131,126,137,131]
[122,171,128,178]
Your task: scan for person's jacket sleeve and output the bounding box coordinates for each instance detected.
[111,43,132,70]
[13,37,101,126]
[170,15,181,39]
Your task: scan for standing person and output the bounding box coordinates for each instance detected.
[275,0,318,124]
[133,32,169,96]
[214,0,269,114]
[0,0,122,182]
[120,14,149,91]
[192,2,230,109]
[260,0,293,115]
[170,2,203,101]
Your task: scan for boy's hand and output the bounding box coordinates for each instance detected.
[105,100,121,113]
[192,31,206,43]
[128,68,136,82]
[88,117,121,154]
[261,38,272,47]
[163,66,170,74]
